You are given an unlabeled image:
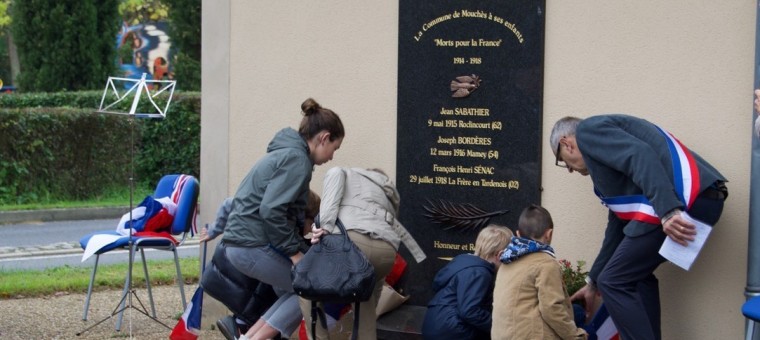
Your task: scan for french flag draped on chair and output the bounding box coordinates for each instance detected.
[170,241,208,339]
[82,174,198,261]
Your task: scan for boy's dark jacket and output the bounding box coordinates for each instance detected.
[421,253,495,340]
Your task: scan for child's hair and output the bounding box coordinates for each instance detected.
[517,204,554,240]
[474,224,513,259]
[305,190,321,222]
[299,98,345,141]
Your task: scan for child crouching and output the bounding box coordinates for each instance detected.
[491,204,587,340]
[422,224,513,340]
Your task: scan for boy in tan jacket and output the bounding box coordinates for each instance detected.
[491,204,587,340]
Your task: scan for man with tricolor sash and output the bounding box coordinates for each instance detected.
[549,114,728,340]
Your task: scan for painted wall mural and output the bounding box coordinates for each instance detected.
[117,21,173,83]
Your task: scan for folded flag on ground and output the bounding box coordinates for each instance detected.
[585,303,619,340]
[170,287,203,340]
[170,241,207,340]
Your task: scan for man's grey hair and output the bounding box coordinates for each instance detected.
[549,116,582,156]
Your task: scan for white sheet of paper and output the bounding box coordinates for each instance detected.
[658,212,712,271]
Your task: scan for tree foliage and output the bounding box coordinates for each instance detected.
[0,0,10,34]
[119,0,169,26]
[10,1,120,92]
[95,0,122,86]
[164,0,200,90]
[164,0,199,61]
[0,0,9,85]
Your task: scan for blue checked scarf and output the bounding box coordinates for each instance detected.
[500,236,555,264]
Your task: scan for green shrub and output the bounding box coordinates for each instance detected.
[0,107,133,204]
[0,91,199,205]
[136,91,201,184]
[0,90,103,109]
[171,52,201,91]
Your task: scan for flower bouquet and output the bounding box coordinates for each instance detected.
[559,259,588,297]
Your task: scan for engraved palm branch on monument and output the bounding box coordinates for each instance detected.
[423,199,508,232]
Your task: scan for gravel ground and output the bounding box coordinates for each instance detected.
[0,284,227,339]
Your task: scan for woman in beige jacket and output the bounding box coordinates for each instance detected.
[303,167,426,340]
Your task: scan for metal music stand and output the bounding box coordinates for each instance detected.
[77,73,177,336]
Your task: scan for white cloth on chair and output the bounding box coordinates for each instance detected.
[82,234,122,262]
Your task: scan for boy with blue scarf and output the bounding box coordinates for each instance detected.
[491,204,587,340]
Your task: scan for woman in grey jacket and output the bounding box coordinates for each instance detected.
[303,167,426,340]
[223,98,344,340]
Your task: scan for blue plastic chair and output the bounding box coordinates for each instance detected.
[743,295,760,340]
[79,174,199,329]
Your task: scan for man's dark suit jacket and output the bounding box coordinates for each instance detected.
[576,114,727,280]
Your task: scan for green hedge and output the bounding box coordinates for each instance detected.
[138,92,201,183]
[0,90,105,109]
[0,91,200,205]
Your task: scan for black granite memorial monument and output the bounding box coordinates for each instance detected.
[396,0,546,306]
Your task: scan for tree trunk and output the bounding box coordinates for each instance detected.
[6,32,19,85]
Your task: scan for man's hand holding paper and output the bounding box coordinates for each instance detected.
[659,212,712,271]
[662,210,697,246]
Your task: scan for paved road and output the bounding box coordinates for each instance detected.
[0,217,201,271]
[0,218,121,248]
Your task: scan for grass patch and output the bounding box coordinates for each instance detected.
[0,257,200,299]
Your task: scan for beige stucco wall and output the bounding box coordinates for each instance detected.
[202,1,755,338]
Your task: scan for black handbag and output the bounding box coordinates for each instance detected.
[201,241,278,325]
[292,217,376,340]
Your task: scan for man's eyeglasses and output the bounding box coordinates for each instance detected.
[555,141,568,168]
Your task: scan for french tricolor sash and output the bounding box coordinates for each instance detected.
[594,125,700,225]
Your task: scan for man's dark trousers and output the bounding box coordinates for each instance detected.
[597,192,725,340]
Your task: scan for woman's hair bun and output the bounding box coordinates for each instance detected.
[301,98,322,116]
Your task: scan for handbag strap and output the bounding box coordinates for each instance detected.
[310,301,329,340]
[334,218,348,235]
[309,300,361,340]
[335,219,354,252]
[310,301,318,340]
[351,302,360,340]
[314,215,352,252]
